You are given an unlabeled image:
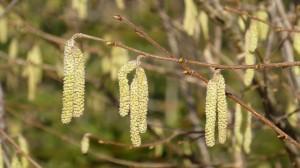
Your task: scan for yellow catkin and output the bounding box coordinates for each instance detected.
[18,135,29,168]
[238,16,246,32]
[234,104,243,151]
[72,0,88,19]
[115,0,125,10]
[205,76,218,147]
[130,76,141,147]
[293,32,300,55]
[118,61,137,117]
[0,5,7,44]
[7,38,19,89]
[62,39,75,124]
[198,11,209,41]
[9,38,18,58]
[0,145,3,168]
[81,133,91,154]
[111,47,129,80]
[72,46,85,118]
[245,23,258,53]
[216,73,228,144]
[293,21,300,55]
[183,0,198,36]
[26,45,43,101]
[244,52,256,86]
[244,23,257,87]
[11,154,22,168]
[243,112,252,153]
[255,10,269,41]
[136,67,148,133]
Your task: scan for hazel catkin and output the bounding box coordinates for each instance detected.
[72,46,85,118]
[136,67,148,133]
[205,72,228,147]
[118,61,138,117]
[129,76,141,147]
[62,39,86,123]
[216,73,228,144]
[205,76,218,147]
[62,39,75,124]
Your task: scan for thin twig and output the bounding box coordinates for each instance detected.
[73,33,300,70]
[224,6,300,33]
[0,0,19,18]
[6,108,175,168]
[0,130,42,168]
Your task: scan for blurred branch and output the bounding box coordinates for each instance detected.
[224,6,300,33]
[89,130,203,149]
[0,0,19,18]
[0,130,42,168]
[6,107,176,168]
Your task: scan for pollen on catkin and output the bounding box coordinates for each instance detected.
[72,46,85,118]
[216,72,228,144]
[136,67,148,133]
[205,76,218,147]
[130,76,141,147]
[245,23,258,53]
[62,39,86,124]
[118,61,137,117]
[62,39,75,123]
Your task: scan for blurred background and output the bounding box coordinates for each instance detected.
[0,0,299,167]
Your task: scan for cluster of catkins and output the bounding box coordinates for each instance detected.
[205,71,228,147]
[61,38,86,124]
[118,60,148,147]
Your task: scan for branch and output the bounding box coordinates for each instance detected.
[224,6,300,33]
[88,130,203,149]
[6,107,176,168]
[73,33,300,70]
[70,15,300,149]
[0,130,42,168]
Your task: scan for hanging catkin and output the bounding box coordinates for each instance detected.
[216,73,228,144]
[243,112,252,153]
[183,0,198,36]
[25,45,43,101]
[62,39,75,123]
[198,11,209,41]
[293,21,300,55]
[255,10,269,41]
[118,61,137,117]
[205,71,228,147]
[62,39,86,124]
[205,76,218,147]
[72,46,85,118]
[0,145,3,168]
[81,133,91,154]
[118,60,149,147]
[234,104,243,151]
[130,76,141,147]
[245,23,258,53]
[244,22,258,86]
[0,5,7,44]
[11,154,22,168]
[136,67,148,133]
[18,135,29,168]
